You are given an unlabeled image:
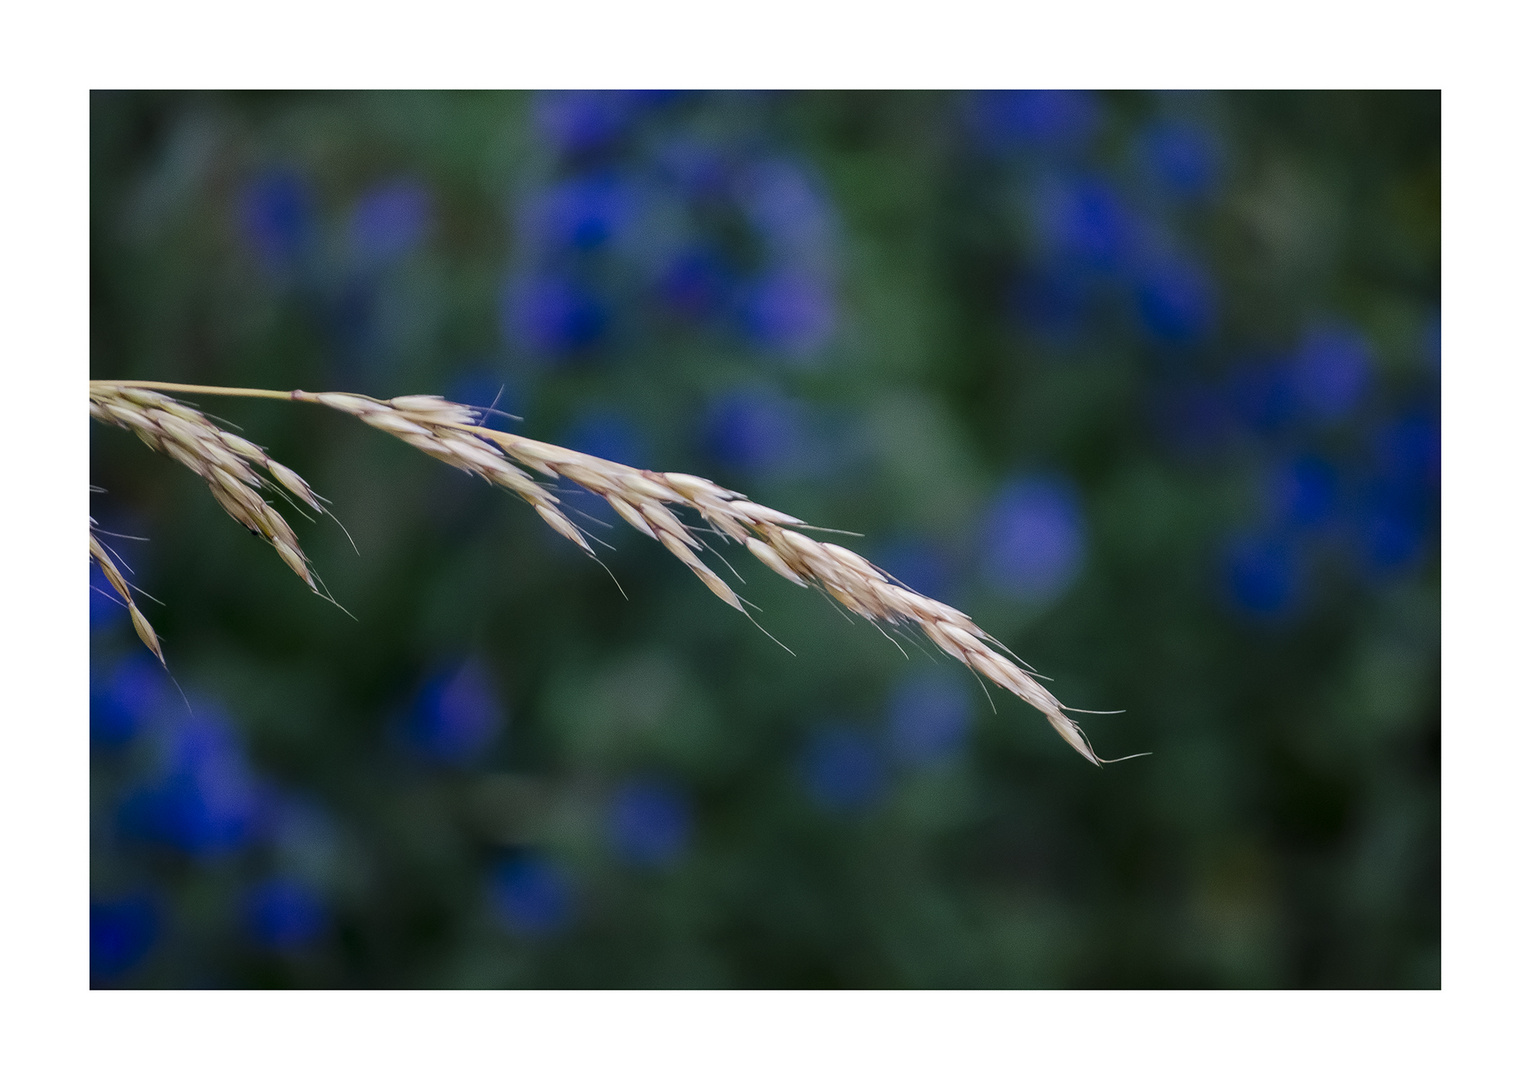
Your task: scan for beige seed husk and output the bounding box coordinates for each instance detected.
[727,501,803,527]
[535,505,592,553]
[690,562,743,611]
[90,531,164,666]
[129,606,165,665]
[621,473,683,503]
[696,503,752,544]
[89,385,322,596]
[655,528,706,571]
[641,503,703,550]
[821,542,887,582]
[91,380,1109,764]
[607,495,658,540]
[745,537,807,587]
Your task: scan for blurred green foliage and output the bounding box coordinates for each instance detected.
[90,90,1438,988]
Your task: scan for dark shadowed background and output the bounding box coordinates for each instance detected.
[89,90,1439,988]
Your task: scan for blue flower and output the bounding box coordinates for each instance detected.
[118,707,266,858]
[1137,120,1223,201]
[244,876,328,951]
[737,271,836,359]
[91,893,159,982]
[348,178,432,264]
[561,408,646,466]
[608,777,692,868]
[1293,323,1372,423]
[405,659,505,765]
[869,536,953,603]
[701,387,806,475]
[969,90,1101,153]
[91,654,168,749]
[659,244,733,319]
[524,173,636,254]
[630,89,694,109]
[1266,454,1341,531]
[500,272,609,358]
[1226,358,1299,435]
[1034,175,1138,275]
[1134,253,1216,344]
[490,854,574,938]
[1009,264,1092,337]
[886,672,972,766]
[657,137,732,203]
[1351,485,1429,577]
[1222,533,1304,619]
[533,90,637,158]
[238,168,314,273]
[739,158,836,265]
[800,726,884,814]
[980,476,1087,605]
[1150,380,1232,459]
[1371,408,1441,496]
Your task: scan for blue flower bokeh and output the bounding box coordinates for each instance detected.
[1293,323,1373,424]
[608,777,693,869]
[800,726,885,814]
[980,476,1088,605]
[1227,358,1300,436]
[118,704,267,858]
[737,271,836,359]
[702,387,807,477]
[508,100,839,364]
[1266,454,1341,531]
[238,168,314,274]
[91,893,159,982]
[348,177,432,264]
[501,272,610,359]
[91,654,168,749]
[490,854,575,938]
[886,671,973,767]
[561,408,646,467]
[523,173,636,253]
[1222,533,1305,620]
[1137,119,1224,202]
[535,90,639,159]
[659,244,733,319]
[244,876,328,951]
[1010,263,1093,339]
[969,90,1101,154]
[404,659,505,765]
[1033,175,1138,276]
[871,536,954,605]
[1134,252,1217,345]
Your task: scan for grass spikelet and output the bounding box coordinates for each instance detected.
[89,379,1113,764]
[89,384,322,593]
[745,536,807,587]
[90,531,163,665]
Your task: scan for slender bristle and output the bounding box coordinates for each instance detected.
[90,530,164,666]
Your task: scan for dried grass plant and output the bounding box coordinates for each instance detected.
[89,379,1122,765]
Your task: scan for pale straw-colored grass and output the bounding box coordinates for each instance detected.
[89,527,163,666]
[90,379,1111,764]
[89,384,323,588]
